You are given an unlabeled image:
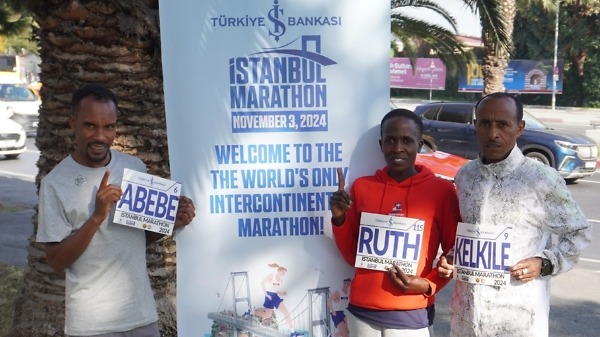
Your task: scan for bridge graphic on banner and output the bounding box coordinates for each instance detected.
[207,272,333,337]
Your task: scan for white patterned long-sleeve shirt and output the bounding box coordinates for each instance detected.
[450,146,592,337]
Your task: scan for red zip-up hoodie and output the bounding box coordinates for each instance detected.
[332,164,459,311]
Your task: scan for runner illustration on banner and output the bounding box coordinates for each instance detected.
[328,277,351,337]
[254,263,295,331]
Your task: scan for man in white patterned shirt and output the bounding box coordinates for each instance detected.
[438,92,592,337]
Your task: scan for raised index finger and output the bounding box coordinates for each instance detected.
[100,169,110,187]
[336,167,345,191]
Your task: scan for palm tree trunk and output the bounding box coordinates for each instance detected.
[14,1,178,335]
[482,0,517,95]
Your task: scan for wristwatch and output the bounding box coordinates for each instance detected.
[540,258,553,277]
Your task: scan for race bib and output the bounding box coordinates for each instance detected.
[354,212,424,275]
[453,222,513,287]
[114,168,181,235]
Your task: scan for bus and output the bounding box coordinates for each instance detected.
[0,54,23,83]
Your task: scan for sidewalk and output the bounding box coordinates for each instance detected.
[525,105,600,127]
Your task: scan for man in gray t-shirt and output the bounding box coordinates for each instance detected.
[36,84,196,337]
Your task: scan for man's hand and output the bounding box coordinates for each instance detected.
[330,168,352,225]
[510,257,543,282]
[438,255,455,278]
[92,170,122,222]
[387,264,431,294]
[174,196,196,229]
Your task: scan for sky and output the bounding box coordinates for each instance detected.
[400,0,482,37]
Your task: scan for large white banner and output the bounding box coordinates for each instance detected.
[159,1,390,336]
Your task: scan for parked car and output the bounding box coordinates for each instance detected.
[0,83,41,137]
[414,102,598,182]
[390,100,469,181]
[0,117,27,159]
[416,144,469,182]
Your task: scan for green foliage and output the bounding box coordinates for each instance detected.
[581,45,600,107]
[463,0,513,56]
[390,0,475,74]
[0,1,30,35]
[0,0,35,54]
[0,263,24,337]
[513,5,555,60]
[513,2,600,107]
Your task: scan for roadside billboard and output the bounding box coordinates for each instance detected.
[390,57,446,90]
[159,1,390,336]
[458,59,564,94]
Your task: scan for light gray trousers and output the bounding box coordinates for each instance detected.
[346,310,434,337]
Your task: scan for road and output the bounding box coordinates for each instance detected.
[0,137,38,182]
[1,135,599,336]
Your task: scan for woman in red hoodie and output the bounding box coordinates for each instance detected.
[330,108,460,337]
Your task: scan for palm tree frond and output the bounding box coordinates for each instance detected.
[392,0,460,33]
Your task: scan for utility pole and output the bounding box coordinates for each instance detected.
[552,0,560,110]
[429,49,436,103]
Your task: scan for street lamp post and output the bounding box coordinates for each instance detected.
[552,0,560,110]
[429,59,435,102]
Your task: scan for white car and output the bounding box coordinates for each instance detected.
[0,117,27,159]
[0,83,41,136]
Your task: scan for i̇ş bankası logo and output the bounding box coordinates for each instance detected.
[210,0,341,134]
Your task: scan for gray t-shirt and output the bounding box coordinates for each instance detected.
[37,150,158,336]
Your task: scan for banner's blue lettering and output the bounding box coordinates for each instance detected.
[289,216,322,235]
[311,167,340,187]
[293,143,312,163]
[246,85,258,107]
[302,59,325,83]
[229,57,325,85]
[315,142,342,162]
[270,86,282,107]
[230,86,246,108]
[232,57,249,84]
[214,144,291,164]
[259,58,273,83]
[273,57,287,82]
[287,16,342,26]
[210,192,332,214]
[230,84,325,109]
[247,57,260,83]
[298,168,309,187]
[210,169,238,189]
[240,169,295,188]
[238,216,323,237]
[289,57,301,84]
